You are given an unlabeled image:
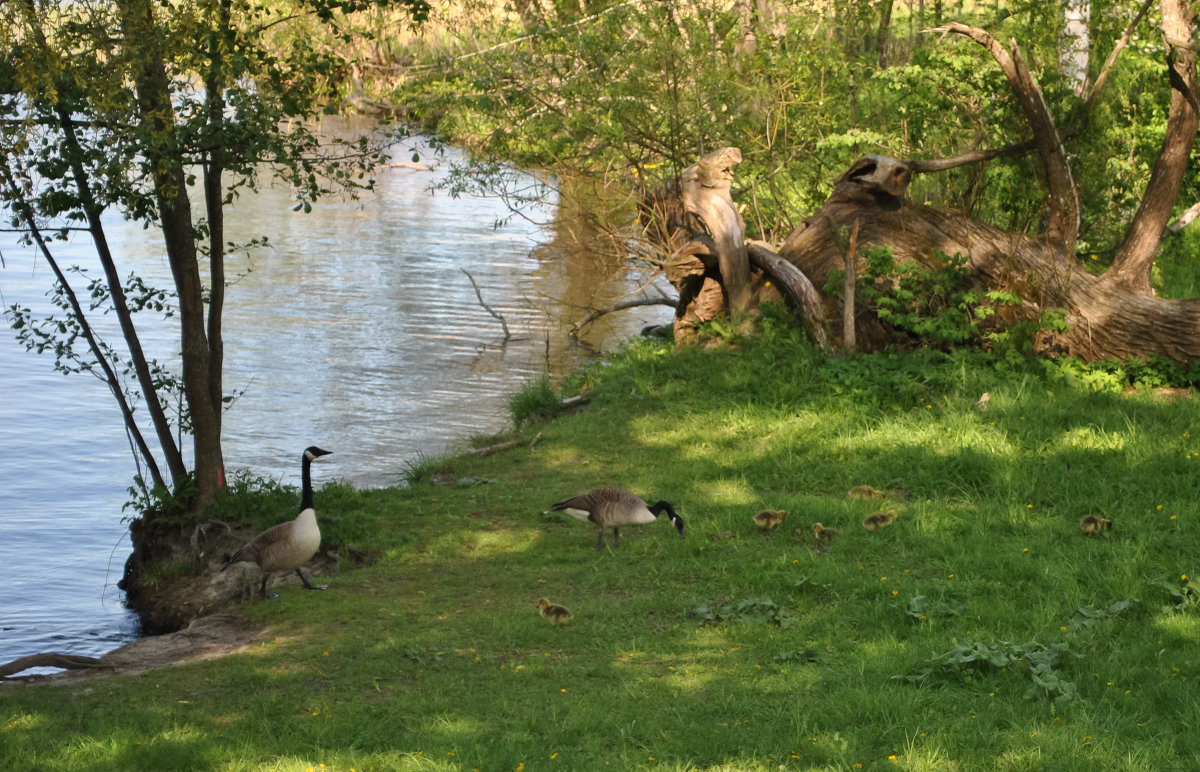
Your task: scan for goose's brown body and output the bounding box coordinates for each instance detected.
[551,487,685,549]
[226,446,331,598]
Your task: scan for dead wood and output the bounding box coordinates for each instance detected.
[568,297,677,338]
[462,269,511,340]
[780,154,1200,362]
[469,431,544,458]
[929,23,1079,247]
[0,653,109,678]
[746,242,830,350]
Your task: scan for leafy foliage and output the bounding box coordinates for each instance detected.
[693,594,797,627]
[901,640,1078,703]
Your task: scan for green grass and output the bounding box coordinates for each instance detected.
[5,310,1200,771]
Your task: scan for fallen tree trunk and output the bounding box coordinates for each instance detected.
[780,155,1200,362]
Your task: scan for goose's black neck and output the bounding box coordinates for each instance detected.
[300,455,316,511]
[649,500,676,519]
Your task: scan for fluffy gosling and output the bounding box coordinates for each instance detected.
[753,509,787,536]
[848,485,885,500]
[538,598,573,626]
[1080,515,1113,534]
[862,509,898,532]
[811,522,837,544]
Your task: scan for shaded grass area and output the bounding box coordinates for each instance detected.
[4,312,1200,771]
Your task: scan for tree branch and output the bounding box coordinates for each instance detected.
[903,138,1037,173]
[928,23,1080,247]
[568,297,676,338]
[1084,0,1156,114]
[0,653,108,678]
[1108,0,1199,293]
[461,269,511,340]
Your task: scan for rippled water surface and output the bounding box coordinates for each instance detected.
[0,132,671,667]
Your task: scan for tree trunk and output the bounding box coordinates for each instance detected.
[1060,0,1091,97]
[1106,0,1198,293]
[117,0,224,509]
[780,155,1200,362]
[681,147,754,314]
[203,0,234,483]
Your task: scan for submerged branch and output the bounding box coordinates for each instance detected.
[461,269,511,340]
[568,297,677,338]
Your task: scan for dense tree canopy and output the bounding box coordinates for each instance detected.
[1,0,429,511]
[386,1,1200,359]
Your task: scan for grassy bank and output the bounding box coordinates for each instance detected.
[4,309,1200,771]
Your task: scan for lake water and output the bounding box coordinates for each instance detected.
[0,131,672,668]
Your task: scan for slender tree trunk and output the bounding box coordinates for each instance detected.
[0,168,168,491]
[117,0,224,509]
[1060,0,1090,97]
[14,0,187,486]
[1107,0,1198,294]
[877,0,895,67]
[203,0,233,472]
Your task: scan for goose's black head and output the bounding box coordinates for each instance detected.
[649,500,685,539]
[304,446,333,462]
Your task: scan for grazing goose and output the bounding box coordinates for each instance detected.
[862,509,898,532]
[225,446,332,598]
[1080,514,1113,534]
[753,509,787,536]
[551,487,685,550]
[538,598,573,626]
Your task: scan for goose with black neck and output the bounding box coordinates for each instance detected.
[225,446,333,598]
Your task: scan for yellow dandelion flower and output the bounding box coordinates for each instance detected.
[1172,515,1178,520]
[889,755,897,760]
[560,688,567,693]
[892,590,899,596]
[1158,505,1164,510]
[1183,574,1190,581]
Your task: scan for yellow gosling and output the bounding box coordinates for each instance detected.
[848,485,886,500]
[538,598,573,626]
[862,509,898,532]
[1080,515,1113,534]
[811,522,837,544]
[753,509,787,536]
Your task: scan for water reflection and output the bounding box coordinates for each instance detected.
[0,131,673,664]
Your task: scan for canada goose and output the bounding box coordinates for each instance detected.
[1080,515,1113,534]
[862,509,898,532]
[811,522,837,544]
[753,509,787,536]
[848,485,885,500]
[538,598,573,626]
[551,487,685,550]
[225,446,332,598]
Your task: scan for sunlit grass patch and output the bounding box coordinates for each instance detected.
[10,321,1200,770]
